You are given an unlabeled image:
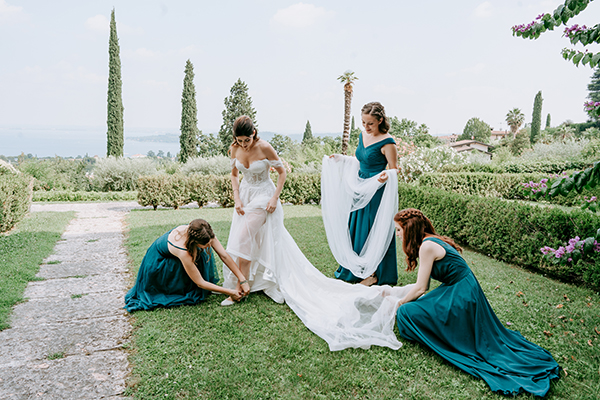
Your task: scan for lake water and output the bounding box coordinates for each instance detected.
[0,125,181,158]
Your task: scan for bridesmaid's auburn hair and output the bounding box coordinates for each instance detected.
[394,208,462,272]
[185,219,215,263]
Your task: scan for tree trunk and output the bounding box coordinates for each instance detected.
[341,85,352,155]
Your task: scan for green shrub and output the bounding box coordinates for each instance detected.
[181,156,230,176]
[92,157,157,191]
[439,159,589,174]
[211,175,235,208]
[0,174,33,233]
[33,190,136,202]
[137,175,169,210]
[160,175,191,210]
[188,174,215,207]
[397,183,600,287]
[280,173,321,205]
[19,158,92,191]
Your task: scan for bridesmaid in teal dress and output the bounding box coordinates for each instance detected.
[335,102,398,286]
[393,209,560,396]
[125,219,250,312]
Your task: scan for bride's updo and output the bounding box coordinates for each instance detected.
[232,115,260,147]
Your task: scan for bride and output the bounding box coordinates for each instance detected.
[221,115,414,351]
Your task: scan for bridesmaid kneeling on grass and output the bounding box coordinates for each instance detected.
[125,219,250,312]
[392,208,560,397]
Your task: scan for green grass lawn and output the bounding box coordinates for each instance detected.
[0,211,75,330]
[124,206,600,399]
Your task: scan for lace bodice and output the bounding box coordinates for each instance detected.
[232,158,283,186]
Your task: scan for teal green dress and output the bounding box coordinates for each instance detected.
[124,229,219,312]
[335,134,398,285]
[396,237,560,396]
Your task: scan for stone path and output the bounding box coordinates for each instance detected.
[0,202,142,400]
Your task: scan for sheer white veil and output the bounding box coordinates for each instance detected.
[320,155,398,279]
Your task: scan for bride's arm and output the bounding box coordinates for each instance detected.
[264,144,286,213]
[230,149,244,216]
[210,237,250,295]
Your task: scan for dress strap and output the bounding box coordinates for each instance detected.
[269,159,284,169]
[167,240,187,251]
[230,158,236,167]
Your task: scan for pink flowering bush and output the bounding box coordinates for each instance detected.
[541,230,600,286]
[584,100,600,119]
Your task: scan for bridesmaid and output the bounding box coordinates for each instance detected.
[334,101,398,286]
[393,209,560,396]
[125,219,250,312]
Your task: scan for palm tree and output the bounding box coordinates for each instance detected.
[505,108,525,139]
[338,70,358,155]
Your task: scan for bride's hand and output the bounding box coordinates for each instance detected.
[377,171,388,183]
[234,200,245,216]
[240,281,250,296]
[266,197,278,213]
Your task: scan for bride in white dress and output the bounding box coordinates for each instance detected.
[221,115,415,351]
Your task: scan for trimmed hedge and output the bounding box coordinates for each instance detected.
[439,160,590,174]
[137,173,321,210]
[397,183,600,288]
[33,190,137,202]
[418,172,600,207]
[0,174,33,233]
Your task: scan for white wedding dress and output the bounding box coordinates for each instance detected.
[222,158,415,351]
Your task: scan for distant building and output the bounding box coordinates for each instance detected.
[447,139,494,160]
[490,130,510,141]
[130,154,147,159]
[437,134,459,144]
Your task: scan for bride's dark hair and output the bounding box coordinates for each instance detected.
[231,115,260,148]
[394,208,462,272]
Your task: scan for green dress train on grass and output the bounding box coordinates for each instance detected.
[396,237,560,397]
[334,133,398,285]
[124,229,219,312]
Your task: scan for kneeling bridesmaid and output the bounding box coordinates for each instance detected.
[393,208,560,397]
[125,219,250,312]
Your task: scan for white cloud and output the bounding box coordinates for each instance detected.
[271,3,334,28]
[474,2,493,18]
[85,14,109,33]
[0,0,26,24]
[85,14,143,35]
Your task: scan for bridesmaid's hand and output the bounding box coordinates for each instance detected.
[234,200,245,216]
[230,290,243,302]
[377,171,388,183]
[240,281,250,296]
[266,197,278,213]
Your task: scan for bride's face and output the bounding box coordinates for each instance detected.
[236,132,256,151]
[394,222,403,240]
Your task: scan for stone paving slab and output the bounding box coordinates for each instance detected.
[36,260,127,280]
[10,291,126,327]
[23,274,128,300]
[0,315,129,361]
[0,350,129,400]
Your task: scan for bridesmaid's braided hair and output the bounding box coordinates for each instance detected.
[394,208,462,272]
[361,102,390,134]
[185,219,215,263]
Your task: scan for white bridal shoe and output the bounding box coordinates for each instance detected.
[220,298,235,306]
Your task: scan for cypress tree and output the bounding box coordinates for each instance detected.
[179,59,199,163]
[218,79,257,154]
[588,67,600,103]
[302,120,313,143]
[530,91,543,144]
[106,8,124,157]
[546,113,551,129]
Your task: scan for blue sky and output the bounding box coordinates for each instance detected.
[0,0,598,137]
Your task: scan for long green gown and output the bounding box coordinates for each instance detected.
[334,134,398,285]
[124,229,219,312]
[396,237,560,396]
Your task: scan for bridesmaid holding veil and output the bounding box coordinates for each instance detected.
[331,102,398,286]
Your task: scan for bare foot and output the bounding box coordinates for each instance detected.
[359,275,378,287]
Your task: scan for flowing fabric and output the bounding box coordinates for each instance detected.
[396,237,560,396]
[321,154,398,279]
[222,158,415,350]
[124,230,219,312]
